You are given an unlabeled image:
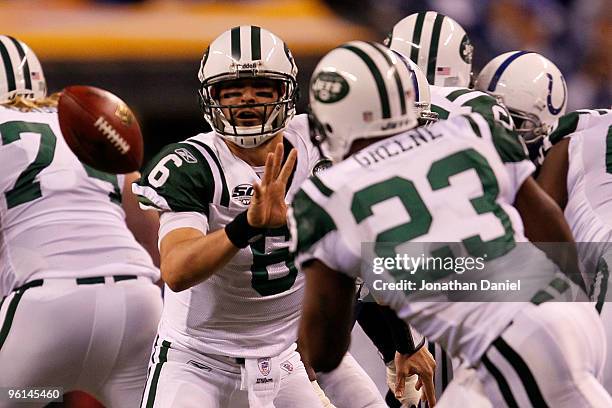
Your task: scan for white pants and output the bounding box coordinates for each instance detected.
[317,352,386,408]
[141,341,322,408]
[476,302,611,407]
[0,277,163,408]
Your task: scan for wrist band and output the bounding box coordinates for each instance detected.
[225,211,264,248]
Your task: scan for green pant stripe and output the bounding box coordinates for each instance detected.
[0,291,25,351]
[426,13,445,84]
[145,340,170,408]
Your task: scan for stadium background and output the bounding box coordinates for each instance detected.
[0,0,609,406]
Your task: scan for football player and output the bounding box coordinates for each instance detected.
[134,26,384,408]
[0,35,163,407]
[291,40,611,407]
[386,12,515,132]
[536,111,612,390]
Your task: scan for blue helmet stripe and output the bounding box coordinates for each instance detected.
[487,51,532,92]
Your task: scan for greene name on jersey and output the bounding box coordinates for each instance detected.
[289,112,567,365]
[133,114,321,358]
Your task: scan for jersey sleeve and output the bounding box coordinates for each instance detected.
[289,177,361,277]
[468,113,535,193]
[132,142,214,215]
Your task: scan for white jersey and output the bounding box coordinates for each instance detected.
[565,112,612,281]
[133,114,323,358]
[0,106,159,292]
[535,109,611,166]
[289,113,567,365]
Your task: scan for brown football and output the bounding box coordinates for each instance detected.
[58,85,143,174]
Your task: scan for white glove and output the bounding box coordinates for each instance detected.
[386,360,421,408]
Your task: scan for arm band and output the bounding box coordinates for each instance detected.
[224,211,264,248]
[380,306,425,356]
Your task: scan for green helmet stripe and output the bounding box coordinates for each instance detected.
[251,26,261,60]
[367,41,407,115]
[7,36,31,90]
[231,26,241,60]
[341,44,391,119]
[410,12,426,63]
[0,39,16,93]
[426,13,445,84]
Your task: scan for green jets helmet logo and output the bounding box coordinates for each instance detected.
[460,34,473,64]
[312,72,350,104]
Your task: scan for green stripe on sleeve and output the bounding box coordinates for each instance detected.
[431,104,450,120]
[548,111,580,144]
[311,176,333,197]
[446,88,472,102]
[292,188,337,254]
[189,140,230,207]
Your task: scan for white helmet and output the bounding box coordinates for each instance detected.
[475,51,567,143]
[391,50,438,125]
[385,12,473,88]
[198,26,298,148]
[0,35,46,103]
[309,41,417,163]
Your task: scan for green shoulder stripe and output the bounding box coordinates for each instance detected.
[431,104,450,120]
[446,88,472,102]
[548,111,581,144]
[189,139,230,207]
[138,142,215,214]
[468,113,527,163]
[292,187,337,254]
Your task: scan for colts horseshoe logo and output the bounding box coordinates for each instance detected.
[546,73,567,115]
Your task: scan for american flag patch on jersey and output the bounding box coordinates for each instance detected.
[436,67,451,75]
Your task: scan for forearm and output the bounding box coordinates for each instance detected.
[161,228,239,292]
[515,177,583,288]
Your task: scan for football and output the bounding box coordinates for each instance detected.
[58,85,144,174]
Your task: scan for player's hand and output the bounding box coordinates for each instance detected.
[395,348,436,407]
[247,142,297,228]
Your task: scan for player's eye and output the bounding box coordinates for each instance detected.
[256,91,274,98]
[220,91,243,99]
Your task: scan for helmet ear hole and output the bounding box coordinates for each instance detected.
[325,123,333,134]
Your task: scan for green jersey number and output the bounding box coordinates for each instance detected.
[2,120,121,208]
[250,226,299,296]
[351,148,515,265]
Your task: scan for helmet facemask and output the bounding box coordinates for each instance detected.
[508,108,548,144]
[199,66,298,148]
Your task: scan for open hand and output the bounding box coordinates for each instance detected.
[247,142,297,228]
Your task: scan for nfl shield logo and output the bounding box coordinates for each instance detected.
[258,358,271,376]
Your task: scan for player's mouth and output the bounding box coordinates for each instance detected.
[234,109,263,125]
